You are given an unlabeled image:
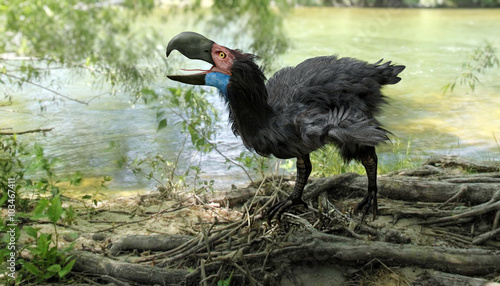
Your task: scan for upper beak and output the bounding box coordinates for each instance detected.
[166,32,216,85]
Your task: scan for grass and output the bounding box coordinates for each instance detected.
[310,138,420,178]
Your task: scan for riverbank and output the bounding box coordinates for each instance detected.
[6,156,500,285]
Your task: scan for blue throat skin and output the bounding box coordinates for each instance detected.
[205,72,230,99]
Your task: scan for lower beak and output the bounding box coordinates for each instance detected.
[166,74,206,85]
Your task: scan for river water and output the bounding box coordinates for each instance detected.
[3,8,500,197]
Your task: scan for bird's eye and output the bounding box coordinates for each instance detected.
[219,52,226,59]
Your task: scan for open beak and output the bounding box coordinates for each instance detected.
[166,32,215,85]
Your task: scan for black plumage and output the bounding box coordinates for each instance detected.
[166,32,405,222]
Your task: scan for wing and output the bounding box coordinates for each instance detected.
[266,56,404,116]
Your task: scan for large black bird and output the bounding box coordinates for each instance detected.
[166,32,405,222]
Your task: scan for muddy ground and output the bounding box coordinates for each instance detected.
[12,156,500,285]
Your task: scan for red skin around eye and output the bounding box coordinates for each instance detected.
[211,43,235,75]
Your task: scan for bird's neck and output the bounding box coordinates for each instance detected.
[225,66,274,152]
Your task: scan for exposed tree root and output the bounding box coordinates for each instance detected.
[274,231,500,276]
[109,234,193,256]
[72,251,188,285]
[65,156,500,285]
[414,270,500,286]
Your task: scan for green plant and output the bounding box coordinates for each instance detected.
[133,87,254,191]
[310,145,366,177]
[379,138,419,173]
[442,41,499,95]
[0,135,30,210]
[81,176,111,214]
[153,87,221,153]
[20,226,75,284]
[233,151,294,180]
[131,153,186,195]
[0,0,160,105]
[0,137,84,284]
[494,132,500,154]
[217,270,234,286]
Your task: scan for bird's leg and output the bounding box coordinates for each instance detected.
[267,154,311,223]
[355,147,378,222]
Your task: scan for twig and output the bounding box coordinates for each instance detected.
[1,72,89,105]
[231,260,259,286]
[167,107,254,183]
[101,275,132,286]
[0,128,53,135]
[438,185,468,209]
[200,259,208,286]
[421,200,500,225]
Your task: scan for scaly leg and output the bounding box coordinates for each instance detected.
[267,154,311,223]
[354,146,378,222]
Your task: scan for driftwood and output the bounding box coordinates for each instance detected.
[66,156,500,285]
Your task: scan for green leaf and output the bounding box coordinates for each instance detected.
[157,118,167,132]
[47,195,63,223]
[47,264,62,273]
[37,233,51,258]
[82,195,92,200]
[70,172,82,186]
[33,199,49,216]
[24,262,40,275]
[24,226,40,238]
[59,258,76,277]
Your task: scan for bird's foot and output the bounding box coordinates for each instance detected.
[354,192,378,223]
[267,196,308,224]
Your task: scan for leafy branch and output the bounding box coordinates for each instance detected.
[442,41,499,95]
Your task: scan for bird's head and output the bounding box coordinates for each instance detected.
[166,31,243,97]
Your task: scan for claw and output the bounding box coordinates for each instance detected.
[267,196,308,224]
[354,191,378,223]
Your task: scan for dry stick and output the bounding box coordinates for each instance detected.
[472,228,500,245]
[429,229,473,245]
[200,259,208,286]
[421,200,500,225]
[434,228,473,243]
[100,275,131,286]
[231,260,259,286]
[430,217,475,228]
[157,220,248,267]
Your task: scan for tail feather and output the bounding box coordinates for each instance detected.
[375,59,406,85]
